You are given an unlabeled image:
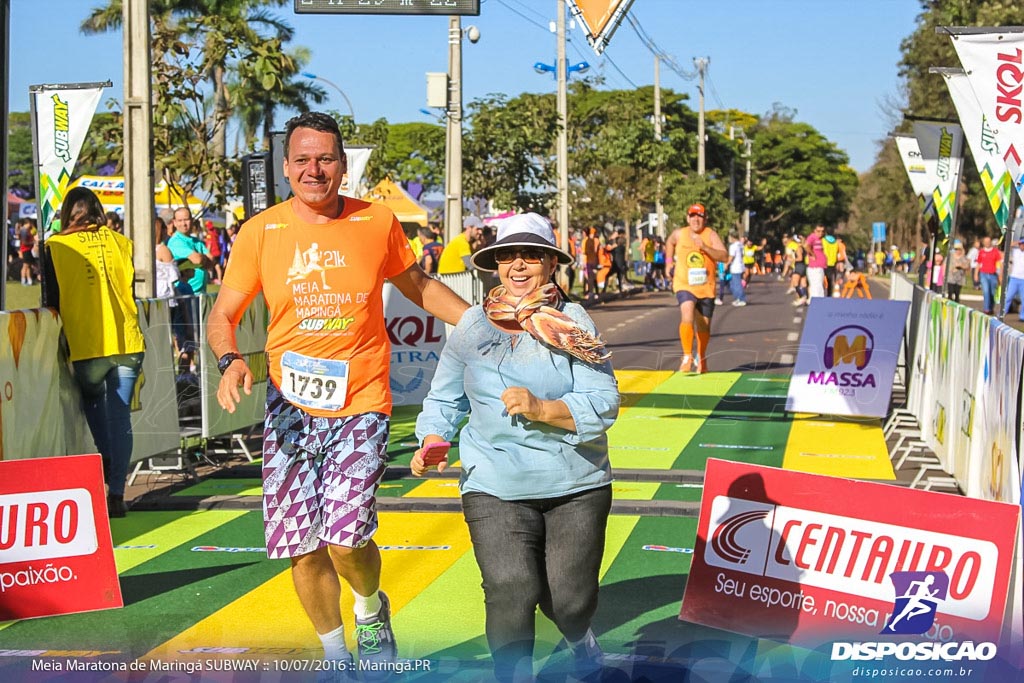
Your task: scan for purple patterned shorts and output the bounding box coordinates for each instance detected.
[262,383,389,559]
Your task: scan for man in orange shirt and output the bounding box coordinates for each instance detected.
[207,112,468,669]
[665,203,729,373]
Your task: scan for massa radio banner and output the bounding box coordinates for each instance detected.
[0,455,122,620]
[679,459,1019,647]
[786,298,909,417]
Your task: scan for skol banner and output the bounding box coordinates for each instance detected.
[920,298,953,471]
[912,120,964,236]
[680,459,1020,647]
[0,455,122,620]
[785,298,910,418]
[947,305,986,485]
[905,288,938,424]
[382,282,447,407]
[967,321,1024,504]
[950,31,1024,203]
[894,135,938,219]
[940,69,1013,233]
[29,83,105,233]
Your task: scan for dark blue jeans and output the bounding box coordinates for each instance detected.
[980,272,998,314]
[73,353,144,496]
[462,485,611,682]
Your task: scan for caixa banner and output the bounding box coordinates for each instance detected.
[679,459,1018,647]
[0,455,121,620]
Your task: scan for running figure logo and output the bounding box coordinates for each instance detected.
[880,571,949,635]
[286,242,332,290]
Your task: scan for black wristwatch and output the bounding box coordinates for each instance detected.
[217,352,244,375]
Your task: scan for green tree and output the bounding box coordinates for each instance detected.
[748,109,858,235]
[378,122,445,192]
[231,45,327,153]
[463,93,560,212]
[6,113,34,194]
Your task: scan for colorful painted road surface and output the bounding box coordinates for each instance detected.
[0,370,898,682]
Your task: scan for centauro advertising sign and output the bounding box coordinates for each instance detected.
[0,455,122,620]
[679,459,1019,646]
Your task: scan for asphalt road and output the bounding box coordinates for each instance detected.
[585,275,888,374]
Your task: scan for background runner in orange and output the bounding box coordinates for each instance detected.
[665,203,729,373]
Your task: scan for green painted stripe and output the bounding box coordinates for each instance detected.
[592,516,698,656]
[173,479,263,497]
[672,374,792,469]
[653,482,705,503]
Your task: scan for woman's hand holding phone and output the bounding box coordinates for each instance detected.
[411,437,450,476]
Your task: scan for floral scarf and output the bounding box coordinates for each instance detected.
[483,283,611,364]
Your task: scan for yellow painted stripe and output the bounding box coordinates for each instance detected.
[615,370,674,410]
[611,482,659,501]
[782,417,895,480]
[143,512,474,659]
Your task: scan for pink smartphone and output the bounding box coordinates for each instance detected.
[420,441,451,467]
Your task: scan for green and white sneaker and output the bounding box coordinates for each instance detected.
[355,591,397,671]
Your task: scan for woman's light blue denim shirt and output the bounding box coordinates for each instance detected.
[415,303,619,500]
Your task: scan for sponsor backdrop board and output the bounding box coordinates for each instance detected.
[0,455,122,620]
[680,459,1019,647]
[786,298,909,417]
[131,298,182,462]
[382,283,448,407]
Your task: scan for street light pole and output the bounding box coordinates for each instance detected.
[556,0,569,253]
[301,71,356,122]
[445,16,464,245]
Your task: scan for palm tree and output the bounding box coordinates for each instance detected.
[231,46,328,152]
[81,0,293,159]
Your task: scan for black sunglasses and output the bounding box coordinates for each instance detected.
[494,247,550,264]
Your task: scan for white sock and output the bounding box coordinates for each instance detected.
[566,629,597,653]
[317,624,349,661]
[352,588,382,621]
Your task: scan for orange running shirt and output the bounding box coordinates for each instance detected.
[223,197,416,418]
[671,228,717,299]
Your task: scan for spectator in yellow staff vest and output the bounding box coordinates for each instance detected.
[438,215,484,274]
[43,187,146,518]
[665,203,729,373]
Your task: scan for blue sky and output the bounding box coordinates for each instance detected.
[8,0,924,172]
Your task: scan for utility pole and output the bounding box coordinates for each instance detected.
[444,16,464,245]
[743,137,752,238]
[123,0,155,298]
[695,57,708,176]
[556,0,569,252]
[654,55,664,238]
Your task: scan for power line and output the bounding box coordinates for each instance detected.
[706,66,725,110]
[624,12,696,82]
[602,50,639,89]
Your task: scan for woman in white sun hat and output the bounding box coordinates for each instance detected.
[412,212,619,682]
